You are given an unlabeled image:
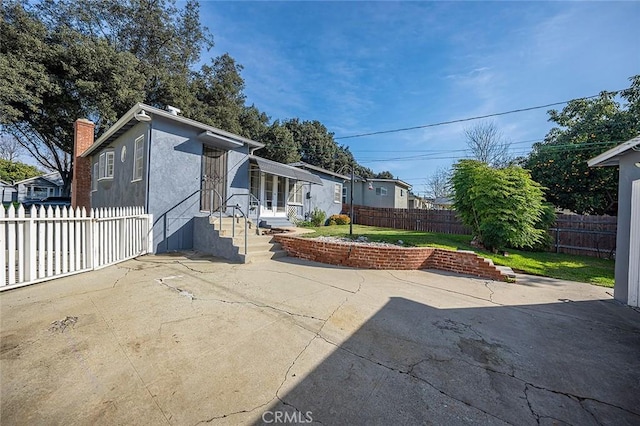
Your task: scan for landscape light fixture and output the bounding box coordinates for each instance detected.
[134,110,152,122]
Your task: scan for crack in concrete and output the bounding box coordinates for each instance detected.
[194,399,273,425]
[484,281,495,303]
[258,268,361,294]
[175,260,208,274]
[155,275,326,322]
[311,333,513,425]
[388,272,640,335]
[446,352,640,420]
[194,298,349,425]
[524,384,540,425]
[112,267,132,288]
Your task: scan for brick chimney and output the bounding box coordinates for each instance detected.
[72,119,95,210]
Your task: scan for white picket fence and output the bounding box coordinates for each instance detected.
[1,205,153,291]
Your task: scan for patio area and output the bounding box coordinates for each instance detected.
[1,254,639,425]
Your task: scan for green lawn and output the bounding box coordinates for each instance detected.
[302,225,615,287]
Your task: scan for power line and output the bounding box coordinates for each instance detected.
[335,90,622,140]
[358,140,621,163]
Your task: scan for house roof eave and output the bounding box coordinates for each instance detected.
[81,103,265,157]
[588,135,640,167]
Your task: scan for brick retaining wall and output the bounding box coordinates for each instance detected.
[274,235,514,282]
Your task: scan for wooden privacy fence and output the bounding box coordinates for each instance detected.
[348,205,617,258]
[1,205,153,291]
[350,206,471,235]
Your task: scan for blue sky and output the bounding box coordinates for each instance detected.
[198,1,639,194]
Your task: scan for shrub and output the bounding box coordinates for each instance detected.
[297,220,314,228]
[310,208,326,227]
[328,214,351,225]
[451,160,551,251]
[328,219,337,226]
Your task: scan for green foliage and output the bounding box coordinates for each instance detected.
[374,171,394,179]
[310,207,326,227]
[0,159,41,182]
[524,75,640,215]
[328,214,351,225]
[297,220,314,228]
[261,121,301,164]
[451,160,549,251]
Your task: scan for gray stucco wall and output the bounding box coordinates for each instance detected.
[90,122,148,209]
[303,173,345,220]
[147,117,251,253]
[614,150,640,303]
[352,181,400,208]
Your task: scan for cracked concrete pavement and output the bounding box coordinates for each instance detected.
[1,254,639,425]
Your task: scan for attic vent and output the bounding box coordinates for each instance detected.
[166,106,181,116]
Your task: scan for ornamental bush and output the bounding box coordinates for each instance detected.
[328,214,351,225]
[451,160,554,252]
[310,208,326,227]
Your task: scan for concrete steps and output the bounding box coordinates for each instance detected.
[208,216,288,263]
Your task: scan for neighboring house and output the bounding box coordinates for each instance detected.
[408,193,433,209]
[351,178,411,209]
[588,135,640,307]
[14,172,64,203]
[73,103,326,253]
[288,162,349,221]
[1,180,17,203]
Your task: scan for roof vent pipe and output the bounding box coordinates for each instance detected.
[167,106,181,116]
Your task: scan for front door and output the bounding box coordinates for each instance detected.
[261,175,288,217]
[201,147,227,212]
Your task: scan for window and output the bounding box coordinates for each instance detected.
[400,189,404,197]
[31,186,49,200]
[133,136,144,181]
[98,151,114,180]
[375,187,388,196]
[342,185,347,203]
[92,162,98,191]
[288,180,304,205]
[334,183,342,203]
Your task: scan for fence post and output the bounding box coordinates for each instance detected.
[146,214,154,254]
[26,206,36,282]
[0,206,5,287]
[91,208,99,270]
[556,226,560,253]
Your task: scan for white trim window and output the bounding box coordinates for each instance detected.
[334,183,342,203]
[92,162,98,191]
[133,136,144,182]
[288,180,304,205]
[98,151,114,180]
[375,187,388,196]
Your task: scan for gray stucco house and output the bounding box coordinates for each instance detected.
[288,162,349,220]
[351,178,411,209]
[588,135,640,307]
[74,103,325,254]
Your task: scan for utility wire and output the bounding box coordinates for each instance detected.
[335,91,621,140]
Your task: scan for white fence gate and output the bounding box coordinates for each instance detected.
[1,205,153,291]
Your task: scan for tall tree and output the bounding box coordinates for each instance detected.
[524,75,640,215]
[425,167,452,198]
[452,160,550,251]
[0,0,213,195]
[261,121,300,164]
[0,134,23,161]
[464,121,511,168]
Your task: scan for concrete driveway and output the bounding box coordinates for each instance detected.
[1,254,639,425]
